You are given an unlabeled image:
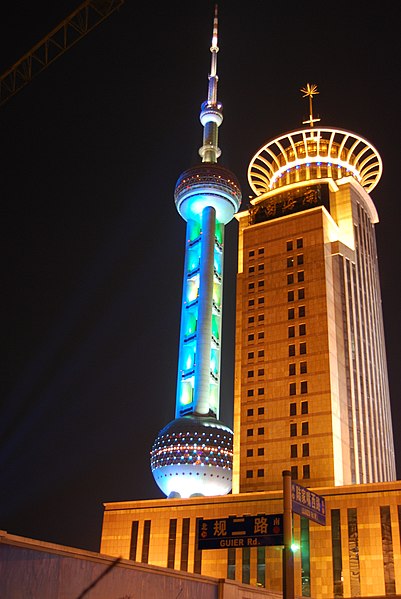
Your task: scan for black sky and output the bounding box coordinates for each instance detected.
[1,1,400,553]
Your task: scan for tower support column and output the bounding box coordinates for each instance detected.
[193,205,216,415]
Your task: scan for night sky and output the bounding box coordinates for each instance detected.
[2,1,400,553]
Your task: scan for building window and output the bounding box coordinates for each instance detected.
[290,423,297,437]
[301,400,308,414]
[290,383,296,396]
[247,408,254,416]
[248,351,254,359]
[180,518,190,572]
[291,465,298,480]
[289,363,296,376]
[287,241,293,251]
[298,288,305,300]
[141,520,151,564]
[299,305,306,317]
[288,290,295,302]
[258,297,265,304]
[249,266,255,273]
[331,510,343,597]
[248,299,254,306]
[249,282,255,290]
[297,254,304,265]
[287,257,294,268]
[290,402,297,416]
[257,387,264,395]
[247,389,254,397]
[288,326,295,338]
[299,324,306,336]
[287,273,294,285]
[247,429,254,437]
[300,361,307,374]
[246,470,253,478]
[248,370,254,378]
[258,447,264,456]
[288,308,295,320]
[298,271,305,282]
[258,280,264,287]
[129,521,139,561]
[247,449,253,457]
[258,331,264,339]
[303,465,310,479]
[301,381,308,394]
[300,342,307,354]
[380,506,396,594]
[289,344,296,356]
[258,427,264,435]
[248,334,254,341]
[257,469,264,477]
[258,263,264,270]
[227,547,236,580]
[258,247,264,255]
[296,238,303,249]
[248,316,255,324]
[302,422,309,435]
[257,368,264,376]
[258,349,264,357]
[167,519,177,569]
[258,314,264,322]
[249,250,255,257]
[302,443,309,457]
[291,444,298,458]
[258,407,264,415]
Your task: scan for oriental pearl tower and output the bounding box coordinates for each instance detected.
[150,6,241,498]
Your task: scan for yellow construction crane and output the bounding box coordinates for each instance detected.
[0,0,124,108]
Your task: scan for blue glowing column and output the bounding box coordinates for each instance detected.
[175,202,224,419]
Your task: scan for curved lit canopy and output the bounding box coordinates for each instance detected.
[248,127,382,195]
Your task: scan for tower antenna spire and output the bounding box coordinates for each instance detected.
[199,4,223,163]
[300,83,320,127]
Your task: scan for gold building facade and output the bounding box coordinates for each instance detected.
[101,482,401,597]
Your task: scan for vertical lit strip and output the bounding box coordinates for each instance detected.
[193,206,216,414]
[331,509,343,598]
[380,506,396,594]
[347,508,360,596]
[300,517,310,597]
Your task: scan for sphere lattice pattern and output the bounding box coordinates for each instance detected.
[174,163,241,224]
[248,127,382,195]
[150,415,233,498]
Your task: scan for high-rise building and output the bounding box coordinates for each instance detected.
[232,87,396,493]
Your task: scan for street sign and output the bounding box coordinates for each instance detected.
[291,482,326,525]
[197,513,284,550]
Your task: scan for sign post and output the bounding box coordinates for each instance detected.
[282,470,294,599]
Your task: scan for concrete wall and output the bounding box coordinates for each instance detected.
[0,531,282,599]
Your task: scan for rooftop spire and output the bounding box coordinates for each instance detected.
[199,4,223,163]
[301,83,320,127]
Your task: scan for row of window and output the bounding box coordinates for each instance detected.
[291,443,309,457]
[289,342,306,355]
[288,288,304,301]
[290,422,309,436]
[247,237,304,259]
[288,271,304,284]
[289,324,306,337]
[245,464,310,480]
[287,254,304,267]
[290,381,308,394]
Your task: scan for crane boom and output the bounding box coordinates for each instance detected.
[0,0,124,108]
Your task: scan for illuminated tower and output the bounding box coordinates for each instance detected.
[233,85,396,493]
[150,7,241,498]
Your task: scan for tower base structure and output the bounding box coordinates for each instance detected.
[101,480,401,598]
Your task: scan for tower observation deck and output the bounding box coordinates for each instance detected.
[150,7,241,499]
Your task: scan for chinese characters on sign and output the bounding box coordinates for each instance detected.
[198,514,284,550]
[291,482,326,525]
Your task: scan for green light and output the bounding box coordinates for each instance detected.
[291,542,300,552]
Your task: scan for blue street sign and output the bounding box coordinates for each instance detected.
[197,514,284,550]
[291,482,326,525]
